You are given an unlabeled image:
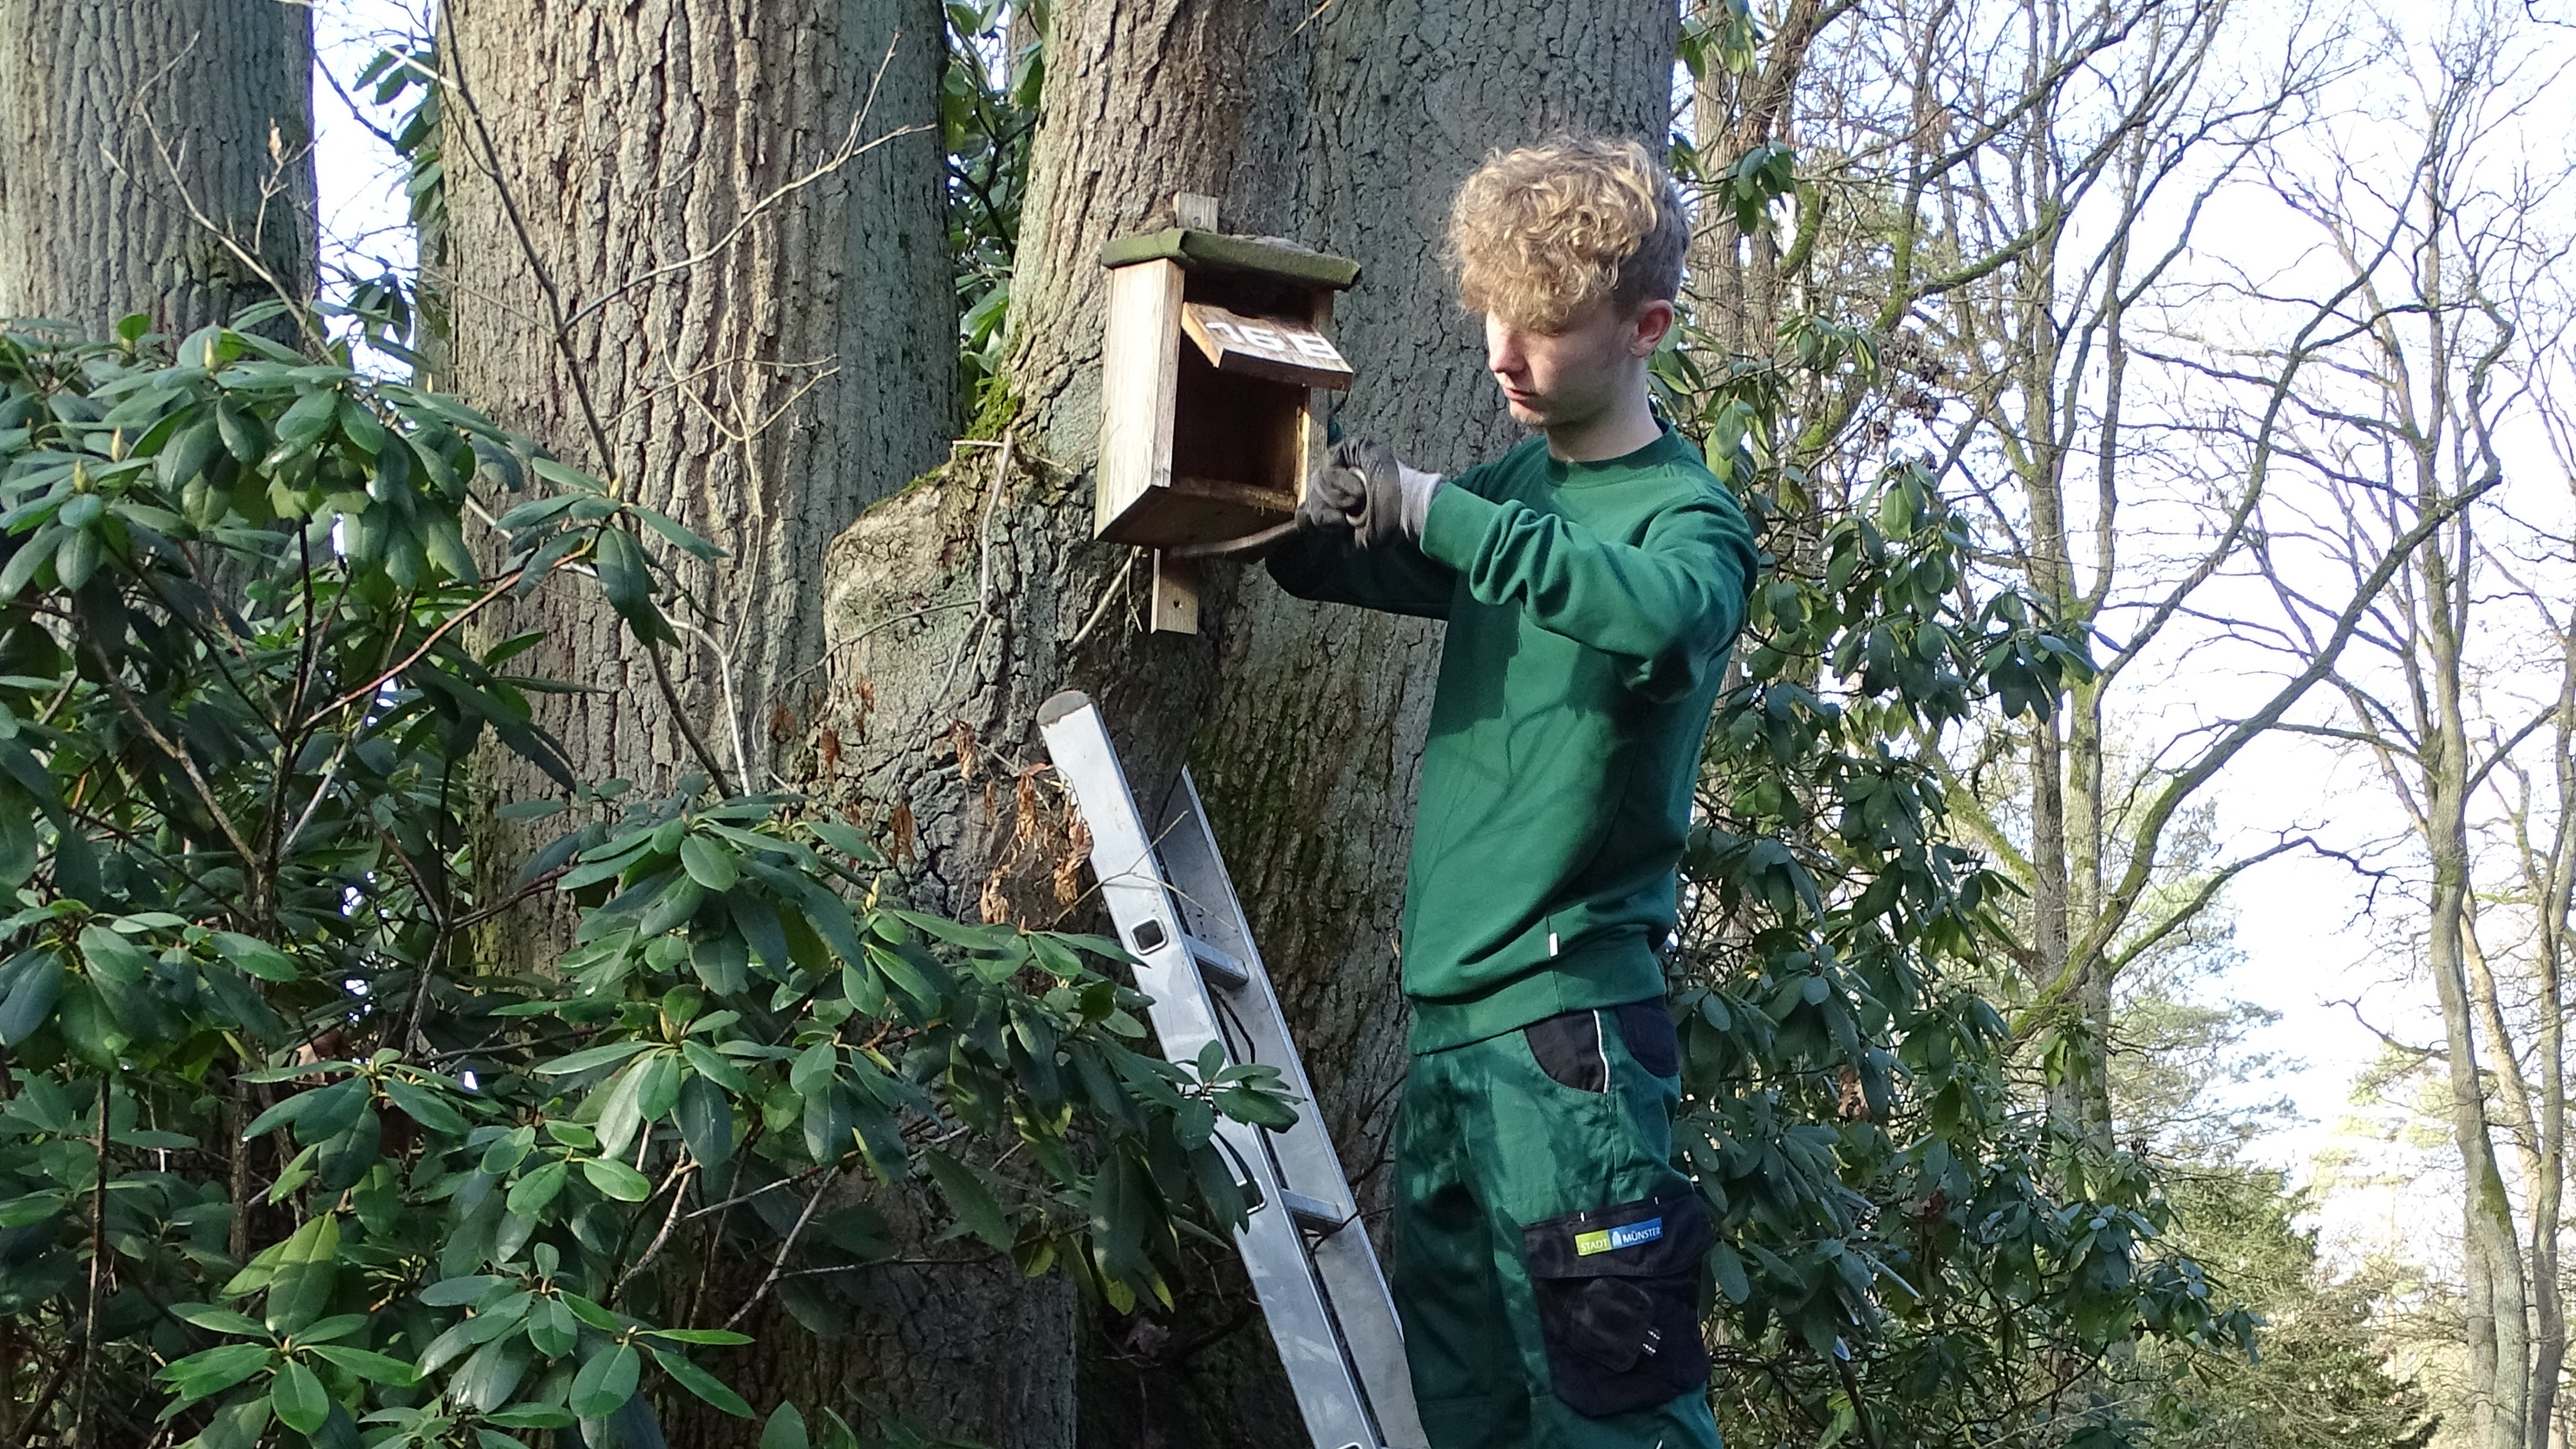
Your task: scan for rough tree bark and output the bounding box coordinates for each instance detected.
[436,0,955,871]
[429,5,958,1441]
[810,4,1308,1439]
[2423,543,2533,1449]
[0,0,316,336]
[812,1,1677,1443]
[1684,0,1835,357]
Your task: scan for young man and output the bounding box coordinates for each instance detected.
[1268,137,1755,1448]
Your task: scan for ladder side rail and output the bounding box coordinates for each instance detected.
[1157,772,1428,1449]
[1151,774,1355,1216]
[1035,695,1385,1449]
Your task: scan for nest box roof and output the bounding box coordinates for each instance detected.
[1098,228,1361,290]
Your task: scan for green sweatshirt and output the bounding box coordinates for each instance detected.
[1268,426,1757,1053]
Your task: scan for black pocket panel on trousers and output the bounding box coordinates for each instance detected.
[1611,1000,1681,1078]
[1523,1008,1610,1093]
[1520,1191,1713,1417]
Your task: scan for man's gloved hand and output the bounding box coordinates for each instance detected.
[1299,435,1443,550]
[1295,440,1368,542]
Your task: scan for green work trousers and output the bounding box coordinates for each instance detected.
[1392,1000,1725,1449]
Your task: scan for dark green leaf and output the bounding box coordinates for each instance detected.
[506,1160,570,1217]
[308,1344,422,1386]
[419,1276,510,1308]
[197,1394,272,1449]
[526,1296,578,1358]
[680,1039,752,1093]
[485,1405,578,1429]
[212,932,298,983]
[593,526,652,620]
[921,1149,1013,1251]
[570,1342,640,1420]
[337,396,387,454]
[648,1345,752,1417]
[271,1359,330,1434]
[449,1334,532,1413]
[380,1076,469,1137]
[581,1157,654,1202]
[159,1342,277,1403]
[274,388,340,452]
[760,1403,811,1449]
[169,1302,269,1338]
[637,875,708,937]
[215,398,265,460]
[679,833,739,891]
[639,1328,752,1346]
[263,1214,341,1335]
[536,1039,654,1075]
[675,1071,734,1169]
[77,923,152,985]
[630,503,723,561]
[156,415,220,491]
[239,1091,316,1142]
[805,819,881,864]
[0,948,62,1045]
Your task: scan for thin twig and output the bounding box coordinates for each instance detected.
[610,1160,698,1305]
[119,51,329,355]
[297,558,551,730]
[74,1080,110,1448]
[642,630,736,795]
[560,35,921,334]
[1063,552,1140,656]
[670,617,751,792]
[684,1165,830,1222]
[723,1178,832,1329]
[82,643,258,869]
[904,432,1015,751]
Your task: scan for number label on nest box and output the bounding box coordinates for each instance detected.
[1183,303,1354,390]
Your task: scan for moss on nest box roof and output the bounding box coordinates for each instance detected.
[1098,228,1361,290]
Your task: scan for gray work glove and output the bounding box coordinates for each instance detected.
[1301,435,1444,550]
[1295,441,1367,542]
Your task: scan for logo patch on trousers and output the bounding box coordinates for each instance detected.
[1575,1217,1663,1256]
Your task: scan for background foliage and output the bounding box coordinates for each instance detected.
[0,310,1288,1447]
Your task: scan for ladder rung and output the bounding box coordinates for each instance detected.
[1184,932,1250,989]
[1278,1189,1348,1234]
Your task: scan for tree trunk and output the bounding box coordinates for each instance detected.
[2426,559,2533,1449]
[437,0,955,871]
[1684,0,1829,356]
[2436,752,2532,1449]
[2526,647,2575,1449]
[810,4,1308,1442]
[811,1,1677,1441]
[0,0,316,337]
[431,5,957,1442]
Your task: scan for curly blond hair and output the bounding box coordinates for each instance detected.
[1448,136,1687,333]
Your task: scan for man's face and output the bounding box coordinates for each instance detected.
[1484,296,1673,430]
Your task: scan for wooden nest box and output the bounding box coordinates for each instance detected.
[1095,194,1360,632]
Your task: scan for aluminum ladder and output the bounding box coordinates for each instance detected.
[1036,690,1427,1449]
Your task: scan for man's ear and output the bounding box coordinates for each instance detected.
[1630,298,1676,357]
